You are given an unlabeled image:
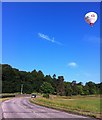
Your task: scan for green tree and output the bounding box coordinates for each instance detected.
[77,85,84,95]
[44,75,53,84]
[71,80,78,95]
[52,74,57,94]
[64,82,72,96]
[31,70,44,92]
[57,76,65,96]
[86,81,96,94]
[53,74,56,79]
[83,85,90,95]
[2,64,21,93]
[2,64,101,95]
[40,82,54,94]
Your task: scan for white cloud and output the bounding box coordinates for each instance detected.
[67,62,78,68]
[38,33,63,45]
[83,35,100,44]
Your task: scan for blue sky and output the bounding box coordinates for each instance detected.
[2,2,100,84]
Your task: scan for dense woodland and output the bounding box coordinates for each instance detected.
[1,64,102,95]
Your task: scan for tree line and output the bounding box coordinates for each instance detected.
[1,64,102,95]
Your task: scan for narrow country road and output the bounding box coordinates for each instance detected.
[0,97,97,119]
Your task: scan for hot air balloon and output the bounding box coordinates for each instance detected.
[85,12,98,26]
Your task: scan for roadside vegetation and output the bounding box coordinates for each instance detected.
[1,64,101,118]
[0,93,18,102]
[0,98,11,102]
[1,64,102,96]
[30,95,101,119]
[1,93,16,98]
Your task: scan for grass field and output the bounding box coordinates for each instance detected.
[30,95,101,119]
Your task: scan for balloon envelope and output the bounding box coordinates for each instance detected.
[85,12,98,26]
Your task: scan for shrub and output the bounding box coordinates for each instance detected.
[1,94,15,98]
[43,93,49,98]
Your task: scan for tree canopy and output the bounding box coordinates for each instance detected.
[1,64,101,95]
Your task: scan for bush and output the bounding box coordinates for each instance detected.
[40,82,54,94]
[43,93,49,98]
[1,94,15,98]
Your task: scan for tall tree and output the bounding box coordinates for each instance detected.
[64,82,72,96]
[85,81,96,94]
[57,76,65,96]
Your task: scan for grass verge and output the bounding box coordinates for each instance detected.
[30,95,101,119]
[0,98,11,102]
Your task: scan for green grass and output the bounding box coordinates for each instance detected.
[30,95,101,119]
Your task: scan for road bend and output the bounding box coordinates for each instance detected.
[1,97,97,119]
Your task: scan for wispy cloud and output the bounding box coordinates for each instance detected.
[38,33,63,45]
[83,35,101,44]
[67,62,78,68]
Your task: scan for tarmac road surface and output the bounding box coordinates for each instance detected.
[0,97,97,119]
